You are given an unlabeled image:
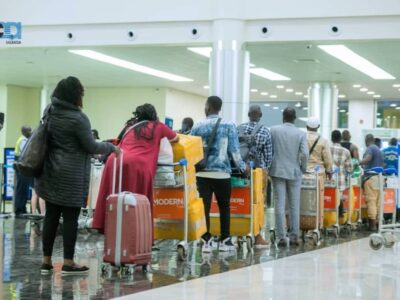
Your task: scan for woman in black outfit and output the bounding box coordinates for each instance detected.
[36,77,120,275]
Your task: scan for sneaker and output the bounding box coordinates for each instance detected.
[61,264,90,275]
[218,237,237,252]
[254,234,269,249]
[40,263,53,275]
[277,238,288,248]
[201,237,212,253]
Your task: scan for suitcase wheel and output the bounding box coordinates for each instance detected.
[101,263,112,278]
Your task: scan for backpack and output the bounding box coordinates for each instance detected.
[238,123,263,167]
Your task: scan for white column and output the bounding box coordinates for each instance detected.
[210,19,250,124]
[0,86,7,162]
[40,86,50,117]
[308,82,338,140]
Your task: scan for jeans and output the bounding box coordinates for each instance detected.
[197,177,231,240]
[272,176,302,240]
[14,170,33,215]
[42,201,81,259]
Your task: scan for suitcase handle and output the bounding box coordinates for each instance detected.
[112,150,123,195]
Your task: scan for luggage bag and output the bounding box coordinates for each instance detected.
[101,152,152,276]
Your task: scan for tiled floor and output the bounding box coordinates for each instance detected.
[0,213,373,300]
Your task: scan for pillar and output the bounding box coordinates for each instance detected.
[0,86,7,162]
[308,82,338,140]
[210,19,250,124]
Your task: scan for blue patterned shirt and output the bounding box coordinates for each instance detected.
[191,115,246,174]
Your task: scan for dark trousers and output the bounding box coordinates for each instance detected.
[197,177,231,240]
[42,201,81,259]
[14,170,33,215]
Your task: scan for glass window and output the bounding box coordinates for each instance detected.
[337,101,349,128]
[376,100,400,128]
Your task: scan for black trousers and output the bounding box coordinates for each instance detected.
[14,170,33,215]
[197,177,231,240]
[42,201,81,260]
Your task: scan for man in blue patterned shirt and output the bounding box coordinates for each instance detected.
[191,96,246,253]
[238,104,272,248]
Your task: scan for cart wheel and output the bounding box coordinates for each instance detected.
[369,234,384,250]
[332,227,339,238]
[246,236,254,252]
[177,245,187,261]
[269,230,276,244]
[383,233,396,248]
[142,264,148,273]
[101,263,111,277]
[312,232,320,246]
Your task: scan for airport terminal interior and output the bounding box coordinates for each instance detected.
[1,1,400,299]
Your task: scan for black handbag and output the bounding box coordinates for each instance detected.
[15,105,52,177]
[195,118,221,172]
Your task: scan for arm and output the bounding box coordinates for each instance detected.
[228,124,246,172]
[76,113,116,155]
[263,129,273,172]
[358,148,372,166]
[299,133,309,173]
[351,145,360,161]
[160,123,179,143]
[322,141,333,172]
[345,152,354,173]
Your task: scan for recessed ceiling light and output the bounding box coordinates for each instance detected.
[250,89,258,93]
[187,47,212,58]
[360,88,368,92]
[276,85,285,89]
[273,106,279,110]
[295,92,303,95]
[338,94,346,98]
[396,107,400,110]
[286,89,294,93]
[377,113,381,116]
[250,68,291,81]
[373,95,381,98]
[295,102,302,107]
[69,50,193,82]
[260,92,269,96]
[304,95,309,98]
[249,63,256,67]
[367,91,375,95]
[303,107,308,110]
[340,109,346,113]
[264,103,271,107]
[318,45,395,80]
[353,84,361,88]
[390,104,397,107]
[203,85,209,89]
[393,84,400,88]
[270,95,277,98]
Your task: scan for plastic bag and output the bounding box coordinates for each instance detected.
[155,138,176,186]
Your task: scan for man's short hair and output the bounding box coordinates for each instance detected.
[365,133,375,144]
[332,130,342,143]
[390,137,398,146]
[283,107,296,122]
[342,130,351,141]
[206,96,222,112]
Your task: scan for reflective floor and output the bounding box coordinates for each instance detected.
[0,212,371,300]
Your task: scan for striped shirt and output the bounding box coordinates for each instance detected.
[331,143,353,191]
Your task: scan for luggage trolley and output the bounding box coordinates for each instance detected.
[153,159,196,261]
[323,169,341,238]
[210,165,264,252]
[369,168,400,250]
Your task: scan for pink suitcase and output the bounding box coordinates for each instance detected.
[102,152,152,274]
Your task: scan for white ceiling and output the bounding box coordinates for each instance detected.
[1,41,400,102]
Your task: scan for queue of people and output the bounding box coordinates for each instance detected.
[12,76,400,276]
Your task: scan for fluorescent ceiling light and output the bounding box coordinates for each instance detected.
[270,95,277,98]
[276,85,285,89]
[273,106,279,110]
[353,84,361,88]
[304,95,309,98]
[250,89,258,93]
[286,88,294,93]
[69,50,193,82]
[203,85,210,89]
[295,92,303,95]
[187,47,212,58]
[249,63,256,67]
[390,103,397,107]
[367,91,375,95]
[373,95,381,98]
[260,92,269,96]
[338,94,346,98]
[340,109,346,113]
[264,103,271,107]
[318,45,395,80]
[360,88,368,92]
[393,84,400,88]
[303,107,308,110]
[295,102,302,107]
[250,68,291,81]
